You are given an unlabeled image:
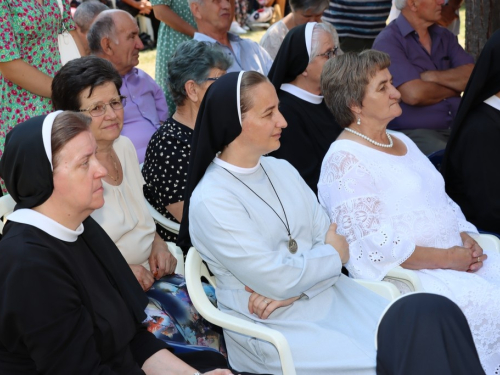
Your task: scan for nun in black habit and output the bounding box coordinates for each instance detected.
[268,22,343,194]
[441,29,500,234]
[0,111,238,375]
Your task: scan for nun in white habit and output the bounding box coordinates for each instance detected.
[176,71,388,375]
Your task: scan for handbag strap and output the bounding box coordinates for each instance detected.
[55,0,64,15]
[55,0,69,32]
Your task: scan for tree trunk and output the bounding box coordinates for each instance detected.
[465,0,500,60]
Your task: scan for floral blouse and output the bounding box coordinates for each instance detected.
[142,117,193,242]
[0,0,75,185]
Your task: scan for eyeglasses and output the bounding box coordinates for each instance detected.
[316,46,339,59]
[79,95,127,117]
[203,76,222,82]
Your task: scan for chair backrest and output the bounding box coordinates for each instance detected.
[427,149,445,171]
[139,163,180,234]
[0,195,16,234]
[144,198,180,234]
[185,247,297,375]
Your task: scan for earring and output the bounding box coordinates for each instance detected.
[357,117,361,126]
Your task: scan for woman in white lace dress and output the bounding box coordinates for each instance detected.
[318,50,500,375]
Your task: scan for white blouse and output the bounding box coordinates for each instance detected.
[91,136,156,269]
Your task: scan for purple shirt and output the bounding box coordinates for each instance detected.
[373,14,474,130]
[120,68,169,163]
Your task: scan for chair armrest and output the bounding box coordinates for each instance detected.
[354,279,400,300]
[476,233,500,253]
[185,248,297,375]
[166,242,185,275]
[384,266,424,292]
[0,194,16,234]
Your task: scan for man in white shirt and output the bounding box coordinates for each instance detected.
[189,0,273,75]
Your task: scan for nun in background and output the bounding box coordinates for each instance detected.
[268,22,343,194]
[176,71,484,375]
[441,29,500,234]
[0,111,240,375]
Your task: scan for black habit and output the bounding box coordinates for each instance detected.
[268,23,342,194]
[442,29,500,233]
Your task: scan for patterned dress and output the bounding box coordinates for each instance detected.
[318,132,500,374]
[151,0,196,113]
[0,0,75,192]
[142,117,192,242]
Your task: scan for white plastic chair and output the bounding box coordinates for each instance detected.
[383,233,500,293]
[139,163,184,273]
[185,247,399,375]
[185,247,297,375]
[0,194,16,234]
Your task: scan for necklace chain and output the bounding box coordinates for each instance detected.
[218,163,292,238]
[344,127,394,148]
[107,151,120,182]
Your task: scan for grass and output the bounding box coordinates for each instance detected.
[139,10,467,80]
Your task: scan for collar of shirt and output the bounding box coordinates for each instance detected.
[484,95,500,111]
[8,209,83,242]
[396,13,444,41]
[281,83,323,104]
[193,31,242,45]
[122,66,139,80]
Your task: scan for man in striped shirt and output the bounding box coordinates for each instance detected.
[323,0,392,52]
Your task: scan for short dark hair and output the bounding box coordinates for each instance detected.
[52,55,122,111]
[52,112,92,169]
[321,50,391,127]
[240,71,270,120]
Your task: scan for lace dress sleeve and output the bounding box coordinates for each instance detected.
[318,149,416,281]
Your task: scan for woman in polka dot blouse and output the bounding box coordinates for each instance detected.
[143,40,231,242]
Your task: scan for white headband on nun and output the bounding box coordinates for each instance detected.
[42,110,63,171]
[236,70,245,125]
[305,22,317,59]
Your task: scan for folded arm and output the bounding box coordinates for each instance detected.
[152,4,196,37]
[397,79,460,106]
[420,64,474,92]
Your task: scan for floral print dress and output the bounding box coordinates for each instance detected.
[0,0,75,191]
[151,0,196,113]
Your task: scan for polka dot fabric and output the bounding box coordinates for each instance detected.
[151,0,196,113]
[142,117,192,242]
[0,0,75,192]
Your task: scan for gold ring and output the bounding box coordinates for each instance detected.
[477,256,481,263]
[264,299,270,305]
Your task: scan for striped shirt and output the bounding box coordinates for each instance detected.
[323,0,392,39]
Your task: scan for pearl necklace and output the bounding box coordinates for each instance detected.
[344,127,393,148]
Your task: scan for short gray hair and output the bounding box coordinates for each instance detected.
[74,1,109,33]
[394,0,407,10]
[87,10,127,54]
[310,22,342,62]
[167,40,232,107]
[289,0,329,13]
[321,50,391,127]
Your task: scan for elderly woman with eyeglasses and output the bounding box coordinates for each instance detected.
[142,40,231,243]
[51,55,231,354]
[268,22,343,194]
